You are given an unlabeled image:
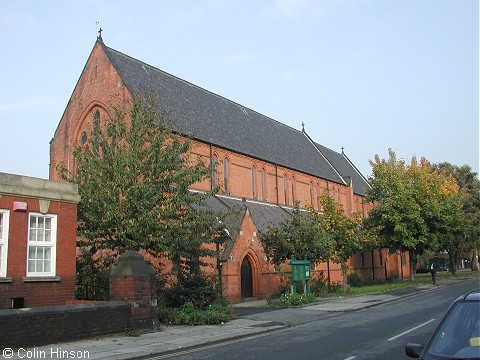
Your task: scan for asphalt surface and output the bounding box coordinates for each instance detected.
[2,276,478,360]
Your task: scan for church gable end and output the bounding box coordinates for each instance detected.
[49,40,131,181]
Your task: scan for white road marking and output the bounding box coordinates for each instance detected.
[388,319,436,341]
[344,357,356,360]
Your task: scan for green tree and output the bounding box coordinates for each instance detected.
[434,163,480,272]
[364,149,464,280]
[259,203,333,269]
[316,191,364,294]
[60,96,226,283]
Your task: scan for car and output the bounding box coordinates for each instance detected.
[416,264,432,274]
[405,289,480,359]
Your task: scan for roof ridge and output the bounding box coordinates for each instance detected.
[302,131,346,185]
[104,45,303,135]
[341,152,372,189]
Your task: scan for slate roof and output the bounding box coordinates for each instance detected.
[313,142,371,196]
[197,194,297,260]
[197,194,293,233]
[99,41,369,193]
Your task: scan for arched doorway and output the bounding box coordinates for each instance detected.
[241,256,253,299]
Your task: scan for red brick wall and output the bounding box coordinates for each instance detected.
[49,43,365,217]
[0,195,77,309]
[50,42,131,182]
[48,41,410,302]
[0,302,130,349]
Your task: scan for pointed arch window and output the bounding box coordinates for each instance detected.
[251,165,257,199]
[93,110,101,154]
[223,157,229,193]
[310,181,314,206]
[261,168,267,201]
[283,174,288,205]
[211,153,218,188]
[291,176,296,204]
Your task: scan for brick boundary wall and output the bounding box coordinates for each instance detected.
[0,301,130,349]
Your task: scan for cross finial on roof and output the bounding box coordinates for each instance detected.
[301,122,305,132]
[98,27,103,41]
[341,146,345,154]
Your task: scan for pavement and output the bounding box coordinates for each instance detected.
[3,277,477,360]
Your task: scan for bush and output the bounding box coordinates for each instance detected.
[158,301,235,326]
[75,249,113,301]
[160,275,219,310]
[267,292,316,307]
[328,282,345,294]
[347,272,363,287]
[267,283,316,307]
[310,275,329,296]
[267,284,291,302]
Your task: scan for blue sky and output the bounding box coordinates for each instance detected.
[1,0,478,180]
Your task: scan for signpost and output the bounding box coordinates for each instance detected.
[290,256,311,295]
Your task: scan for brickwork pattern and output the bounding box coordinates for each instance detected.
[0,195,77,309]
[49,41,410,303]
[0,302,130,349]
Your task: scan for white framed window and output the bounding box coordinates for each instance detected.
[27,213,57,277]
[0,210,10,277]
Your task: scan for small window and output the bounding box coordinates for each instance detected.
[223,157,229,192]
[310,182,314,206]
[283,175,288,205]
[27,213,57,277]
[291,176,296,204]
[252,165,257,199]
[261,168,266,201]
[211,154,218,188]
[80,132,87,146]
[0,210,10,277]
[93,110,101,154]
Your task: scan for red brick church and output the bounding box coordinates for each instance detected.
[49,37,410,302]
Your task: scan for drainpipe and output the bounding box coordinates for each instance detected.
[400,253,404,279]
[216,242,223,299]
[327,261,331,288]
[371,249,375,281]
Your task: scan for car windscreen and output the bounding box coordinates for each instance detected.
[425,300,480,359]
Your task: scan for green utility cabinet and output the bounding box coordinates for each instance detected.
[290,256,311,295]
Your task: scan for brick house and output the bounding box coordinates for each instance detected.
[49,37,410,302]
[0,172,80,309]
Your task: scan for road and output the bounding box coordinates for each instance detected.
[149,279,479,360]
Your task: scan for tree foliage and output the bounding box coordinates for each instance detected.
[259,203,333,266]
[60,95,226,281]
[364,149,466,279]
[434,163,480,272]
[315,191,364,294]
[260,192,365,295]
